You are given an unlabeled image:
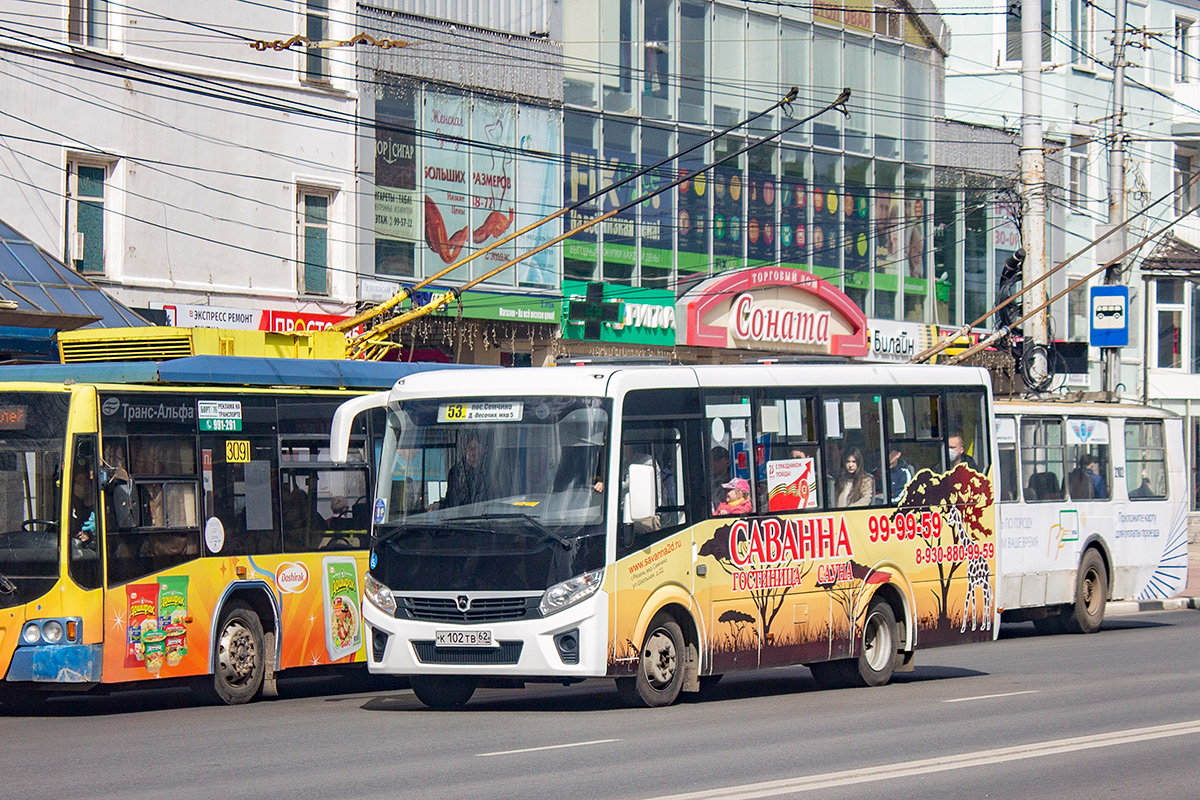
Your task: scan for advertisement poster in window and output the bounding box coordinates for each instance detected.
[422,90,470,281]
[766,457,818,511]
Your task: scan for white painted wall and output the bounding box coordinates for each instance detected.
[0,0,360,312]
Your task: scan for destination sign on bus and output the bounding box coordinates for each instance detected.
[0,405,27,430]
[198,400,243,432]
[437,402,523,423]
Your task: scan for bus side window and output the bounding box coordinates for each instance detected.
[995,416,1019,502]
[1126,420,1167,499]
[946,389,990,474]
[1066,418,1110,501]
[823,394,883,508]
[756,393,820,513]
[1020,418,1065,502]
[884,394,943,505]
[704,392,756,515]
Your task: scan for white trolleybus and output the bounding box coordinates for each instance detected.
[994,401,1189,633]
[332,364,1000,708]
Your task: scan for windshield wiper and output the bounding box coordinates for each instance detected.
[0,572,15,595]
[372,521,493,546]
[447,513,574,550]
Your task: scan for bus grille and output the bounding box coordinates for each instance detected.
[399,596,536,623]
[412,640,523,665]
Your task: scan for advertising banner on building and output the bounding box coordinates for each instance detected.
[152,302,361,334]
[515,105,561,287]
[391,285,560,325]
[560,280,675,346]
[422,91,471,281]
[471,97,515,283]
[675,266,868,356]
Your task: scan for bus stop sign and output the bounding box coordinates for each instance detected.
[1089,285,1129,348]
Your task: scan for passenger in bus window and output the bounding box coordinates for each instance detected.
[1130,474,1155,499]
[1083,453,1107,498]
[888,448,914,504]
[835,448,874,508]
[715,478,753,516]
[948,433,977,471]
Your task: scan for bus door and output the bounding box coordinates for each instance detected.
[1064,417,1112,559]
[611,390,699,674]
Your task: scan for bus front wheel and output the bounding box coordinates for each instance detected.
[195,601,265,705]
[1065,549,1108,634]
[616,613,686,707]
[410,676,477,709]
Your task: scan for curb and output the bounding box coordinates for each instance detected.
[1106,597,1200,615]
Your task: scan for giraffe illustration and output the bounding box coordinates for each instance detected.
[961,553,993,632]
[942,502,992,632]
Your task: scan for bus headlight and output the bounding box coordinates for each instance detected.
[21,622,41,644]
[363,572,397,616]
[539,569,604,617]
[41,620,64,643]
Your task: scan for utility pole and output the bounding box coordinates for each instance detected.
[1021,0,1049,350]
[1104,0,1128,398]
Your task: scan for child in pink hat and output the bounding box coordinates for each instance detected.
[715,477,753,515]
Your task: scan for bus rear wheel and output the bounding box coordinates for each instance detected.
[410,676,477,709]
[809,599,897,689]
[1065,549,1108,634]
[617,613,685,707]
[194,601,265,705]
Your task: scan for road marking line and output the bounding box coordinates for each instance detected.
[943,689,1040,703]
[641,719,1200,800]
[477,738,620,757]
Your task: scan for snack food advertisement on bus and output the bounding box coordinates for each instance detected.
[323,556,362,662]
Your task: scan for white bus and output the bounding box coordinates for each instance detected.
[994,401,1189,633]
[332,364,1000,708]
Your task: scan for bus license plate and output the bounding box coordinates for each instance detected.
[435,629,494,648]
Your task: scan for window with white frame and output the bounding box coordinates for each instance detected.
[1156,279,1185,369]
[298,188,334,295]
[1005,0,1053,63]
[1070,0,1094,66]
[1177,16,1195,82]
[875,0,902,38]
[1176,148,1197,215]
[68,0,107,47]
[304,0,330,82]
[1068,134,1089,211]
[66,159,111,274]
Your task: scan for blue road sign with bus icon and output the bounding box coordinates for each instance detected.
[1090,285,1129,348]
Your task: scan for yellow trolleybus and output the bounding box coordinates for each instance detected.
[333,363,1000,708]
[0,356,452,706]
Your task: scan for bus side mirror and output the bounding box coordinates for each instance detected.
[627,463,657,523]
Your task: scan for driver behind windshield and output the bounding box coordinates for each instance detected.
[442,433,488,508]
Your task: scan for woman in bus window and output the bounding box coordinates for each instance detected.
[835,448,874,508]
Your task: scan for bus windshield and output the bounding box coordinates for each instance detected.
[377,396,610,535]
[0,393,70,610]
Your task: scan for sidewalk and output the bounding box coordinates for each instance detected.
[1107,540,1200,615]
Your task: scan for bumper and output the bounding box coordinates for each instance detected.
[6,643,103,683]
[363,592,609,678]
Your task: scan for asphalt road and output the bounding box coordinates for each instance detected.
[2,610,1198,800]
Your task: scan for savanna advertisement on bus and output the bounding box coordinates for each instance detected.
[606,462,996,677]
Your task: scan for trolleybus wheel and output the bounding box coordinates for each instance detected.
[809,599,897,689]
[195,601,265,705]
[1065,549,1107,634]
[410,676,478,709]
[617,613,686,707]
